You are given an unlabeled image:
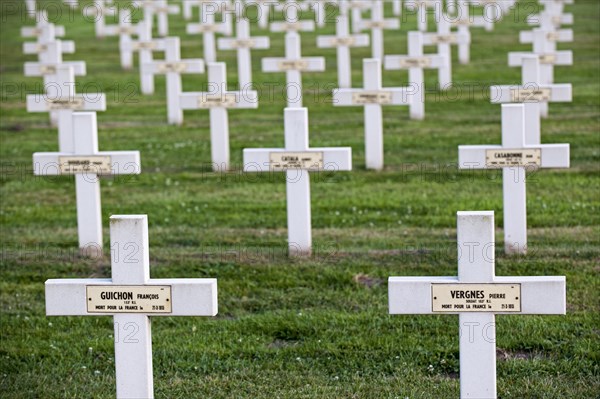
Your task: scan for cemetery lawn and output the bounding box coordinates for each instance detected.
[1,0,599,397]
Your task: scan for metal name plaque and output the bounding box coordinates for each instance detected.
[330,37,356,46]
[485,148,541,168]
[432,284,521,312]
[432,34,457,44]
[231,39,256,48]
[47,97,85,110]
[40,65,57,75]
[539,54,557,64]
[158,62,188,73]
[197,93,238,108]
[87,285,172,313]
[278,59,309,71]
[352,91,393,105]
[510,88,552,102]
[269,151,324,171]
[134,41,157,50]
[398,57,431,69]
[58,156,112,174]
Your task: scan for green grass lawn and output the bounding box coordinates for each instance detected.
[1,0,599,397]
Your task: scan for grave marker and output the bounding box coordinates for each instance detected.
[333,58,410,170]
[143,37,205,125]
[316,14,369,88]
[187,1,232,63]
[389,210,566,398]
[271,0,315,36]
[422,15,469,88]
[21,11,65,38]
[109,9,139,70]
[134,0,180,37]
[180,62,258,171]
[243,108,352,256]
[27,65,106,151]
[82,0,117,38]
[355,0,399,59]
[405,0,439,32]
[46,214,217,398]
[458,104,569,254]
[519,28,573,85]
[218,17,270,89]
[384,31,447,119]
[262,34,325,107]
[33,112,140,254]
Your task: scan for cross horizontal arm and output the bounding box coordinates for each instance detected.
[142,59,205,74]
[23,41,75,54]
[24,61,86,76]
[508,51,573,66]
[33,151,142,175]
[520,29,573,43]
[388,276,565,314]
[46,278,218,316]
[27,94,107,112]
[332,88,411,106]
[422,32,470,45]
[262,57,326,72]
[384,54,447,70]
[490,84,572,103]
[21,25,65,37]
[316,34,370,48]
[243,148,352,171]
[270,21,315,32]
[179,91,259,109]
[458,144,570,169]
[217,37,270,49]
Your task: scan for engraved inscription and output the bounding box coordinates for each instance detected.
[432,284,521,312]
[58,156,113,174]
[510,87,552,102]
[485,148,542,168]
[352,91,393,105]
[269,151,324,171]
[87,285,172,314]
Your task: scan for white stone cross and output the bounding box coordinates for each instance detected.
[355,0,399,60]
[180,62,258,171]
[82,0,117,38]
[448,2,476,64]
[25,0,37,18]
[310,0,335,28]
[45,214,217,398]
[142,37,205,125]
[333,58,410,170]
[33,112,141,255]
[271,0,315,37]
[316,13,369,88]
[253,0,275,29]
[262,34,325,107]
[24,39,86,92]
[405,0,439,33]
[27,65,106,152]
[526,10,573,31]
[384,31,448,120]
[23,26,75,61]
[108,9,139,70]
[490,57,572,119]
[518,28,573,85]
[21,11,66,39]
[186,1,232,63]
[243,108,352,256]
[218,17,270,89]
[343,0,370,34]
[458,104,570,254]
[389,210,566,398]
[505,53,572,124]
[123,21,167,95]
[392,0,402,16]
[422,15,469,89]
[134,0,180,37]
[183,0,201,20]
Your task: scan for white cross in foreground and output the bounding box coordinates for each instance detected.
[33,112,141,255]
[355,0,399,60]
[142,37,205,125]
[262,34,325,107]
[316,13,369,88]
[333,58,410,170]
[389,210,566,399]
[458,104,569,254]
[27,65,106,152]
[218,17,270,89]
[46,214,217,399]
[243,108,352,256]
[180,62,258,171]
[384,31,448,120]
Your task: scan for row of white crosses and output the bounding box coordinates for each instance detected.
[389,210,566,398]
